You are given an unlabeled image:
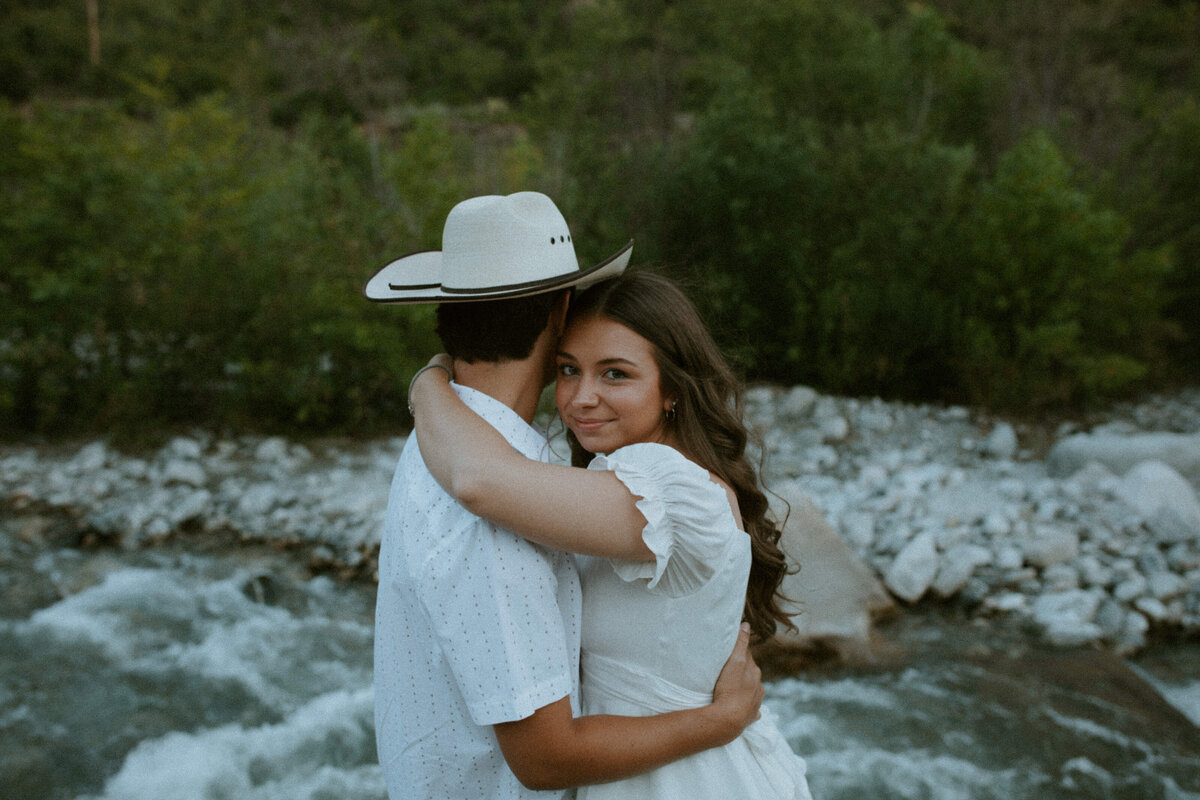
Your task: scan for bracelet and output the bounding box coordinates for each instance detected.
[407,363,454,415]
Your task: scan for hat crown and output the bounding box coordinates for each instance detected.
[362,191,631,304]
[441,192,578,292]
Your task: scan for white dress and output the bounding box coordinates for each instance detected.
[577,443,812,800]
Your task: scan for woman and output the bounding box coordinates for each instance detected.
[408,271,812,799]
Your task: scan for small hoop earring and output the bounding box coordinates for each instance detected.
[665,400,677,422]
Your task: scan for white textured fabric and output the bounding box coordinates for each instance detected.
[588,443,735,596]
[578,443,813,800]
[374,384,581,800]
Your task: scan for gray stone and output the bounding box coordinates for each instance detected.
[1115,610,1149,653]
[770,485,894,648]
[1094,598,1126,637]
[932,544,991,597]
[818,415,850,443]
[254,437,290,463]
[1114,573,1148,602]
[982,511,1012,537]
[70,442,109,473]
[884,531,939,603]
[1134,596,1169,622]
[1048,432,1200,485]
[1031,589,1104,646]
[1042,564,1080,592]
[983,422,1018,460]
[165,436,204,460]
[838,511,876,551]
[777,386,817,420]
[1118,461,1200,543]
[927,481,1006,527]
[1023,526,1081,568]
[161,459,207,488]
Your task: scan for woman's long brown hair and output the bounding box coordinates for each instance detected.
[564,271,794,643]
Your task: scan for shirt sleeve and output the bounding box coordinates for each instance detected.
[587,442,738,597]
[415,511,574,727]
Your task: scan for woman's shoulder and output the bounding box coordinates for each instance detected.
[591,441,703,477]
[591,442,741,525]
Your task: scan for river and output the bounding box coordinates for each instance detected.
[2,524,1197,800]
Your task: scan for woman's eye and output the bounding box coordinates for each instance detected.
[558,364,578,377]
[602,369,627,380]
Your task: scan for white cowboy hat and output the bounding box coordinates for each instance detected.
[363,191,633,304]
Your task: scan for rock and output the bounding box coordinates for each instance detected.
[165,436,204,460]
[1117,461,1200,543]
[932,544,991,597]
[983,422,1018,460]
[884,531,939,603]
[1022,526,1080,568]
[1134,596,1170,622]
[236,484,281,517]
[254,437,290,463]
[818,415,850,443]
[70,442,109,473]
[771,485,894,651]
[1042,564,1080,592]
[982,511,1012,537]
[1094,598,1126,637]
[926,481,1006,527]
[160,459,207,488]
[1075,554,1113,588]
[838,511,876,551]
[1113,573,1147,602]
[1115,610,1150,653]
[1031,589,1104,646]
[1047,432,1200,485]
[167,488,212,527]
[777,386,817,420]
[995,545,1024,570]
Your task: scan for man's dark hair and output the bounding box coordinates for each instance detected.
[435,290,566,363]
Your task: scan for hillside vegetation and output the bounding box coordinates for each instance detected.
[3,0,1198,438]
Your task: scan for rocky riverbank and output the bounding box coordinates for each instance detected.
[2,387,1198,657]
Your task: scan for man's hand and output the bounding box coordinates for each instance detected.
[711,623,764,736]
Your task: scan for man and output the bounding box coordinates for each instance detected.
[365,192,762,799]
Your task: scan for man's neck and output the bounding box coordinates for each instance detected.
[452,358,546,424]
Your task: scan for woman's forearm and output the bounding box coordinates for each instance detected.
[407,362,652,560]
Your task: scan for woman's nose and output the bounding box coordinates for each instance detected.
[572,378,600,406]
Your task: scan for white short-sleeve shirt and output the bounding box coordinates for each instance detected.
[374,384,582,800]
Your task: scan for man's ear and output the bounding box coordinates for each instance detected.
[549,290,571,337]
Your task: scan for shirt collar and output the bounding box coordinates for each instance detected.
[453,383,551,461]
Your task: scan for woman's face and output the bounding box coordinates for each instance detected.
[555,315,674,455]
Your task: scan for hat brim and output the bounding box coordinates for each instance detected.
[363,240,633,304]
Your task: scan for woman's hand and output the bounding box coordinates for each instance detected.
[427,353,454,374]
[407,354,454,415]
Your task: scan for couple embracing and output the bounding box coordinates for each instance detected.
[367,192,813,799]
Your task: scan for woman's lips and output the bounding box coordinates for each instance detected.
[569,417,609,433]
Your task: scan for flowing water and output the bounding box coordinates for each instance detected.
[2,525,1197,800]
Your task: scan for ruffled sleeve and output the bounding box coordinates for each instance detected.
[587,442,738,596]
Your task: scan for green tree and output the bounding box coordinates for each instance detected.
[957,130,1170,408]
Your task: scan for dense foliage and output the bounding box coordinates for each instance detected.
[2,0,1198,437]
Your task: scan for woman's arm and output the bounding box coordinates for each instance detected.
[409,359,652,560]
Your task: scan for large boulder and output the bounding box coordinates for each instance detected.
[761,484,895,670]
[1047,432,1200,487]
[1117,461,1200,543]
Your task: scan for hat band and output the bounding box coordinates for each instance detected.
[387,281,440,291]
